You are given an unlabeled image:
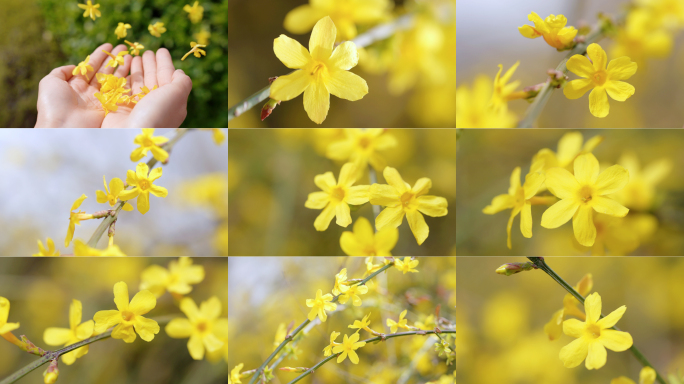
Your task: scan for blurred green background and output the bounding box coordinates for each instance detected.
[0,257,227,384]
[228,129,457,256]
[0,0,227,128]
[456,129,684,256]
[458,257,684,383]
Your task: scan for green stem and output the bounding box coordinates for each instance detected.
[285,330,456,384]
[368,166,381,232]
[247,261,396,384]
[527,257,667,384]
[228,14,415,122]
[86,129,193,248]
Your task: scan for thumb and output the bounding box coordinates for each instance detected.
[171,69,193,96]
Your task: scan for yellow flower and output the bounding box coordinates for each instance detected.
[0,297,20,335]
[105,50,128,68]
[66,194,92,248]
[544,274,593,341]
[338,284,368,306]
[33,238,60,256]
[611,366,656,384]
[284,0,391,41]
[456,75,518,128]
[323,331,340,356]
[77,1,101,20]
[304,162,370,231]
[386,309,408,333]
[139,257,205,297]
[578,213,656,256]
[332,332,366,364]
[96,73,129,95]
[519,12,578,49]
[72,55,94,81]
[332,268,350,295]
[270,16,368,124]
[325,129,397,175]
[611,9,673,62]
[340,216,398,256]
[211,128,225,145]
[93,281,160,343]
[482,160,546,249]
[182,41,207,61]
[94,92,120,116]
[183,1,204,23]
[44,371,58,384]
[348,313,371,333]
[369,166,448,245]
[165,297,226,360]
[305,289,337,322]
[559,292,633,369]
[491,61,525,112]
[563,43,637,118]
[541,153,630,247]
[114,22,131,39]
[273,323,287,351]
[96,176,134,211]
[194,28,211,46]
[206,317,228,363]
[124,40,144,56]
[394,257,419,274]
[130,129,169,162]
[148,22,166,37]
[73,239,127,256]
[133,85,157,104]
[615,152,671,211]
[43,299,94,365]
[230,363,244,383]
[533,131,603,171]
[118,163,169,215]
[414,314,435,331]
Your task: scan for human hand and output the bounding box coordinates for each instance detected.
[35,43,132,128]
[101,48,193,128]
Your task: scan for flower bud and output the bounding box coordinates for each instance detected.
[495,262,537,276]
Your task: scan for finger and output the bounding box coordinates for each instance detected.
[155,48,175,87]
[94,44,128,81]
[142,50,158,89]
[86,43,113,85]
[130,55,144,94]
[49,65,77,82]
[114,53,132,78]
[171,69,193,97]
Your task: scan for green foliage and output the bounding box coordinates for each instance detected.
[36,0,227,127]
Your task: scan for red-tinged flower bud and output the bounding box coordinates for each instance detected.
[43,358,59,384]
[279,367,309,373]
[495,262,538,276]
[261,98,281,121]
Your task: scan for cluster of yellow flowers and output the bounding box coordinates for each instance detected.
[304,129,448,253]
[483,131,670,254]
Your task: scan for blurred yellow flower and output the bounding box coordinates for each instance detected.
[72,55,94,81]
[369,166,448,245]
[211,128,225,145]
[194,28,211,46]
[183,1,204,23]
[148,22,166,37]
[338,284,368,306]
[66,194,92,248]
[519,12,578,49]
[230,363,244,383]
[133,85,157,104]
[273,323,286,351]
[130,129,169,162]
[119,163,168,215]
[559,292,632,369]
[165,297,226,360]
[305,289,337,322]
[386,309,408,333]
[43,299,94,365]
[323,331,340,356]
[332,268,350,295]
[77,1,101,21]
[394,257,419,274]
[615,152,671,211]
[491,62,524,112]
[340,216,398,256]
[181,41,207,61]
[414,314,435,331]
[33,237,60,256]
[73,240,127,256]
[270,16,368,124]
[93,281,160,343]
[114,22,131,39]
[456,75,518,128]
[332,333,366,364]
[326,129,397,176]
[103,49,127,68]
[533,131,603,171]
[348,312,371,333]
[541,153,630,247]
[97,176,134,211]
[305,162,370,231]
[0,297,20,335]
[544,273,593,340]
[611,9,673,62]
[124,40,144,56]
[611,366,656,384]
[140,257,205,297]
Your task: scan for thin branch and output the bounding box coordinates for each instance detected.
[228,14,415,122]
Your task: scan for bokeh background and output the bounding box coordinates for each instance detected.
[0,129,228,256]
[457,0,684,127]
[228,129,456,256]
[228,256,455,384]
[0,257,227,384]
[456,129,684,255]
[457,257,684,383]
[0,0,227,128]
[228,0,455,128]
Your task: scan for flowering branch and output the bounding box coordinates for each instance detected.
[527,257,667,384]
[227,14,415,122]
[86,129,193,248]
[285,330,455,384]
[246,261,396,384]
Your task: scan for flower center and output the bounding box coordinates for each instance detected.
[400,192,416,208]
[122,311,135,322]
[143,138,155,147]
[139,179,150,191]
[363,246,377,256]
[331,187,345,202]
[310,62,327,78]
[108,195,117,205]
[196,320,209,333]
[578,185,594,203]
[358,136,371,149]
[592,70,608,86]
[586,323,601,339]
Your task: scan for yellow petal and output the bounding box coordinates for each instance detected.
[340,231,364,256]
[591,196,629,217]
[518,25,541,38]
[523,171,545,199]
[594,164,629,195]
[203,332,224,353]
[567,54,595,78]
[133,316,159,342]
[412,178,432,196]
[348,349,360,364]
[71,194,88,211]
[584,292,602,324]
[544,167,579,199]
[541,199,579,229]
[416,196,448,217]
[328,42,359,71]
[563,78,594,99]
[528,11,548,33]
[305,191,330,209]
[406,210,429,245]
[573,204,596,246]
[113,281,130,312]
[273,34,311,69]
[165,318,193,339]
[597,305,626,329]
[587,43,607,71]
[93,310,122,333]
[180,298,201,321]
[506,205,521,249]
[508,167,521,195]
[562,318,584,338]
[303,79,330,124]
[149,185,168,198]
[482,194,515,214]
[112,323,137,343]
[69,299,83,330]
[270,70,310,101]
[369,184,400,206]
[346,185,370,205]
[309,16,336,61]
[520,202,532,238]
[559,337,589,368]
[314,171,336,192]
[607,56,637,80]
[129,290,156,315]
[137,192,150,215]
[43,328,71,346]
[558,27,578,45]
[283,5,324,34]
[150,146,169,162]
[337,163,357,187]
[575,153,600,185]
[375,205,404,230]
[585,341,607,370]
[605,81,635,102]
[76,320,94,340]
[600,329,633,352]
[640,367,656,384]
[314,203,337,231]
[136,163,150,180]
[335,202,352,227]
[589,87,609,118]
[325,70,368,101]
[375,226,398,254]
[383,167,409,194]
[200,297,222,320]
[96,190,108,204]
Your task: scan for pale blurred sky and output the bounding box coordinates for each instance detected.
[0,129,227,256]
